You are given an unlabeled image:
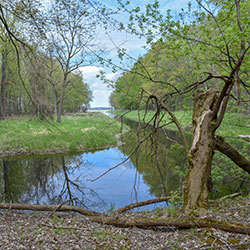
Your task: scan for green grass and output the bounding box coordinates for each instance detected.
[0,113,126,155]
[111,110,250,137]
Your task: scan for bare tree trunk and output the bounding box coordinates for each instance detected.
[0,50,7,120]
[57,80,67,123]
[53,86,59,117]
[183,89,218,215]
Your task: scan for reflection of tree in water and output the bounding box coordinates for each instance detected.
[0,159,28,203]
[0,157,60,204]
[0,155,105,210]
[2,160,12,202]
[59,156,105,210]
[211,143,250,199]
[20,157,59,204]
[119,128,188,198]
[120,119,250,199]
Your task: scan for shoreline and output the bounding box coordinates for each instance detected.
[0,144,113,159]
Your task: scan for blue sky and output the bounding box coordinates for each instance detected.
[80,0,192,108]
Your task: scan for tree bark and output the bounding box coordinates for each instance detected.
[57,80,67,123]
[0,50,7,120]
[215,136,250,175]
[53,86,59,117]
[183,89,218,215]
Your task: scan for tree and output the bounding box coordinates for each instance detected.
[64,71,92,113]
[47,0,101,122]
[114,0,250,215]
[0,0,94,118]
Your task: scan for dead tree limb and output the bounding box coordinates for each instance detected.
[215,136,250,174]
[113,197,173,214]
[0,202,249,235]
[0,203,102,216]
[220,192,242,200]
[90,216,250,235]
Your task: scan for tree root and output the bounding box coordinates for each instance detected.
[0,202,249,235]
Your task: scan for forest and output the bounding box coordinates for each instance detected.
[0,0,94,122]
[0,0,249,248]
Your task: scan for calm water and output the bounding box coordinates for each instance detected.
[0,148,159,212]
[0,114,249,213]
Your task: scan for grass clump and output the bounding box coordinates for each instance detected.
[0,113,127,156]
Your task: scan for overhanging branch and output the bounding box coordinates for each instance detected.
[214,136,250,175]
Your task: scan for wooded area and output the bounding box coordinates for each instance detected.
[0,0,95,121]
[0,0,249,233]
[109,0,250,214]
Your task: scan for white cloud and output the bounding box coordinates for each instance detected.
[79,67,113,107]
[82,0,194,108]
[79,66,103,78]
[90,88,113,107]
[106,72,119,81]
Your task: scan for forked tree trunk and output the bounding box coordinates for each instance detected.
[183,89,218,215]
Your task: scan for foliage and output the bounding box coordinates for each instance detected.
[111,0,250,113]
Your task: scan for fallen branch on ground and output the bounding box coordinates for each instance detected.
[90,216,250,235]
[0,202,249,235]
[112,197,173,214]
[0,203,101,216]
[220,192,242,200]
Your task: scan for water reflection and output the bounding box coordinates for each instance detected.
[0,120,249,212]
[0,149,158,212]
[102,112,116,118]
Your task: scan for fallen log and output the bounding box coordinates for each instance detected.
[0,203,102,216]
[113,197,173,214]
[0,203,249,235]
[90,216,250,235]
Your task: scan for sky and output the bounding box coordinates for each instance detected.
[80,0,192,108]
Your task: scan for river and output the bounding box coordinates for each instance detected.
[0,113,249,213]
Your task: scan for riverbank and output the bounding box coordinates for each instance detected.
[0,113,126,157]
[0,195,249,249]
[111,110,250,138]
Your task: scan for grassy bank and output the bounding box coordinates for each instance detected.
[0,113,125,157]
[112,110,250,137]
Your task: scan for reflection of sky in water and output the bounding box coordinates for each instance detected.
[19,147,165,213]
[64,147,158,212]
